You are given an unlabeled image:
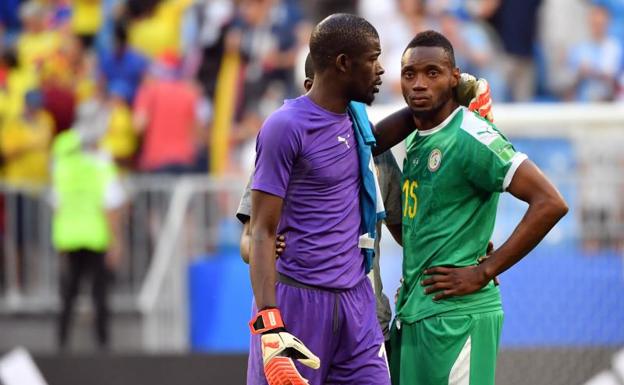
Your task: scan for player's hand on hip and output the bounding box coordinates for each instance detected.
[456,73,494,122]
[250,308,320,385]
[395,277,404,304]
[477,241,500,286]
[275,235,286,258]
[421,264,493,301]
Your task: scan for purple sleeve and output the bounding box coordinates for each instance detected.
[252,113,301,198]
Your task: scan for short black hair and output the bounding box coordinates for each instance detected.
[404,30,456,67]
[309,13,379,72]
[304,53,314,79]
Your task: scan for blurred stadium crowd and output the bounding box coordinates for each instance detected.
[0,0,622,188]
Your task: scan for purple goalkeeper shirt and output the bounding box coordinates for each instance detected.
[252,95,364,289]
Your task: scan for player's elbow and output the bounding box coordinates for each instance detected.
[553,196,569,221]
[540,193,568,224]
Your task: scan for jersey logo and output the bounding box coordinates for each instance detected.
[428,148,442,172]
[262,340,280,350]
[337,134,351,149]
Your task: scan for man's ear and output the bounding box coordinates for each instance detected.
[336,53,350,74]
[451,67,460,88]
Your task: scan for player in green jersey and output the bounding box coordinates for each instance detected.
[375,31,568,385]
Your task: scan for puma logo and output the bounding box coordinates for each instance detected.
[263,341,280,350]
[337,135,350,149]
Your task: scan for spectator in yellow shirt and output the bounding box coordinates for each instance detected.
[16,1,62,73]
[71,0,103,49]
[128,0,193,59]
[99,81,137,170]
[0,90,55,188]
[0,49,39,121]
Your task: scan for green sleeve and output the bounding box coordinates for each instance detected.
[461,128,527,193]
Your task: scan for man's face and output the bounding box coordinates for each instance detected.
[347,36,384,105]
[400,46,459,116]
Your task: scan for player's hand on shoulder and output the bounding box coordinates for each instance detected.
[457,73,494,122]
[421,263,494,301]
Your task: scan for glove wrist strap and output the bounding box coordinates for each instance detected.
[249,308,285,334]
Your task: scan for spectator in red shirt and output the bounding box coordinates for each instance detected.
[133,52,203,173]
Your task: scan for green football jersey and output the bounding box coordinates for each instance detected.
[397,106,527,323]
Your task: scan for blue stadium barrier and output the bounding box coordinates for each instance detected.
[188,250,253,353]
[500,244,624,347]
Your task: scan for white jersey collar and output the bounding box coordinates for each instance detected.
[417,106,463,137]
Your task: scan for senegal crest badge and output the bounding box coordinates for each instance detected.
[428,148,442,172]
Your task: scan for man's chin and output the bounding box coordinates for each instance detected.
[409,105,433,113]
[409,104,437,119]
[353,93,376,106]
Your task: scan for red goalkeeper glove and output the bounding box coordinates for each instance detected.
[457,73,494,122]
[249,308,320,385]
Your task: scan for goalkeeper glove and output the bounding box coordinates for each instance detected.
[249,307,320,385]
[456,73,494,122]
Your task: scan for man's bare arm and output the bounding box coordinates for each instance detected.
[241,219,286,264]
[423,160,568,300]
[240,221,251,263]
[372,107,415,156]
[250,190,284,309]
[479,160,568,276]
[386,223,402,246]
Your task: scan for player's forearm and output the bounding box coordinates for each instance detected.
[481,195,568,279]
[386,223,403,246]
[250,232,278,309]
[372,107,414,155]
[240,221,251,264]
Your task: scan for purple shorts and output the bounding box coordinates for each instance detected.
[247,276,390,385]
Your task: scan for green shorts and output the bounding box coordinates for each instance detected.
[389,310,503,385]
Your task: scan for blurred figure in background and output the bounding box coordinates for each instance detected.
[0,90,54,290]
[52,129,125,351]
[0,0,21,46]
[40,39,78,134]
[438,10,507,101]
[99,81,138,171]
[71,0,103,50]
[0,48,38,122]
[592,0,624,49]
[361,0,432,101]
[16,1,62,74]
[0,90,54,189]
[228,0,310,172]
[489,0,541,101]
[127,0,194,60]
[538,0,589,99]
[566,4,622,101]
[194,0,235,99]
[133,52,203,174]
[97,21,149,105]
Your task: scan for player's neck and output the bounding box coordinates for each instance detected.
[412,100,459,132]
[306,76,350,114]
